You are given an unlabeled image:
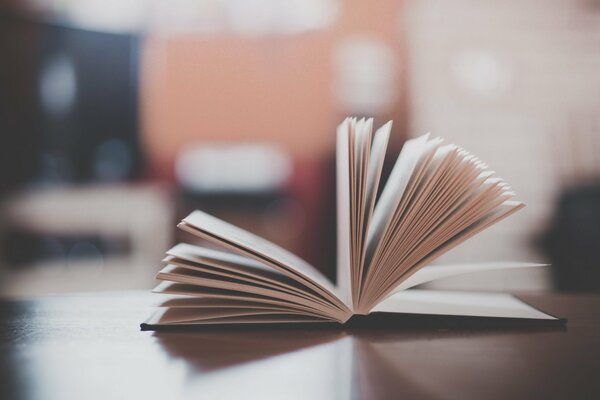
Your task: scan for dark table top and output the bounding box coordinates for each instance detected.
[0,291,598,400]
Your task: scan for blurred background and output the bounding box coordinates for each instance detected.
[0,0,599,296]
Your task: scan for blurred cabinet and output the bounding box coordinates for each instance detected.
[0,184,173,295]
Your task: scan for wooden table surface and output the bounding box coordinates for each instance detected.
[0,291,598,400]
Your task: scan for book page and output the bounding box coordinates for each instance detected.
[167,243,278,274]
[363,122,392,231]
[157,263,336,311]
[180,211,350,317]
[152,282,332,315]
[393,262,548,292]
[365,200,525,309]
[358,129,528,312]
[372,290,558,320]
[364,133,431,267]
[337,118,390,309]
[336,119,353,308]
[144,309,335,326]
[158,296,324,312]
[165,243,315,293]
[152,279,339,320]
[153,307,312,324]
[181,212,326,287]
[357,121,391,293]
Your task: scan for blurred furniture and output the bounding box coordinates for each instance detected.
[0,11,141,188]
[0,9,153,296]
[0,290,598,400]
[0,185,173,295]
[542,183,600,292]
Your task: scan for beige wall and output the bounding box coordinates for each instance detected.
[406,0,600,290]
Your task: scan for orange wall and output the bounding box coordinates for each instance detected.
[140,0,407,179]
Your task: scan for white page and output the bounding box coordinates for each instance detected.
[159,297,320,311]
[182,211,327,287]
[180,210,349,316]
[152,282,330,315]
[362,200,526,311]
[365,133,431,266]
[158,263,322,302]
[358,121,391,290]
[364,122,391,212]
[336,119,353,308]
[372,290,557,320]
[144,309,334,325]
[165,243,310,291]
[164,257,327,305]
[154,307,310,324]
[156,264,336,314]
[167,243,277,274]
[393,262,548,292]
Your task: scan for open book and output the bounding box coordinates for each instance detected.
[142,118,560,329]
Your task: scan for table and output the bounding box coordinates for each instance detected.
[0,291,598,400]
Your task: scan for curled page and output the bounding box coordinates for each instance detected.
[180,210,351,318]
[393,262,548,292]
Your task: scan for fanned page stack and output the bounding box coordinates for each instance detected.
[142,118,561,329]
